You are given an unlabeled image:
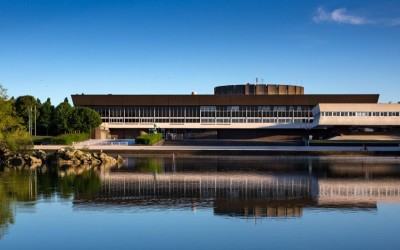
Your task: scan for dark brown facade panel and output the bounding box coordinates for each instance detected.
[71,94,379,106]
[121,95,137,105]
[182,95,200,105]
[309,95,340,104]
[71,95,92,106]
[356,95,380,103]
[289,95,310,106]
[276,95,295,106]
[229,95,246,105]
[152,95,170,105]
[167,95,186,105]
[340,95,357,103]
[134,96,153,105]
[92,95,123,105]
[198,95,231,106]
[241,95,263,105]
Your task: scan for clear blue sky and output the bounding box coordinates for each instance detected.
[1,0,399,105]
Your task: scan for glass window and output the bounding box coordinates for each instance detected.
[258,106,270,111]
[228,106,239,112]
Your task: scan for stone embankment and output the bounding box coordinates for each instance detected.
[0,142,124,168]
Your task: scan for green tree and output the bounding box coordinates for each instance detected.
[0,84,32,152]
[38,98,55,135]
[14,95,40,128]
[69,107,102,134]
[69,108,84,133]
[80,107,102,133]
[0,85,17,137]
[54,101,73,134]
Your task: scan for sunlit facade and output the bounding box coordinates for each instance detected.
[71,83,400,139]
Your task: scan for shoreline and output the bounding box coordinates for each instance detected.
[34,145,400,157]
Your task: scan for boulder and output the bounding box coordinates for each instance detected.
[98,152,117,165]
[28,156,42,165]
[33,150,47,162]
[63,149,76,160]
[74,150,91,162]
[9,155,25,166]
[91,158,102,165]
[0,142,11,159]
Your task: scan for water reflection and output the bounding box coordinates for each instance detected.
[0,164,103,239]
[0,169,38,239]
[75,156,400,217]
[1,156,400,238]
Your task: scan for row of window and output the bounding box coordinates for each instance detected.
[321,111,400,117]
[91,105,312,119]
[103,117,313,124]
[201,106,311,112]
[199,118,313,124]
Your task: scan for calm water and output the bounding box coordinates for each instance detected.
[1,156,400,250]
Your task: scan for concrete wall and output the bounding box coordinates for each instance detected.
[313,104,400,126]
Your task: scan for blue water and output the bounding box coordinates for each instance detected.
[1,156,400,250]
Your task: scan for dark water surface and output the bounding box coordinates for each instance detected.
[1,156,400,250]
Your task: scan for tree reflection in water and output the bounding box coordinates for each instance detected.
[0,170,35,239]
[0,163,103,238]
[2,156,400,238]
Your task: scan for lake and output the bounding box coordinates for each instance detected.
[1,155,400,249]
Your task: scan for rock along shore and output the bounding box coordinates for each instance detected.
[1,142,124,168]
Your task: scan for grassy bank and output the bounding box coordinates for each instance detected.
[135,133,163,145]
[32,136,54,145]
[51,133,89,145]
[33,134,89,145]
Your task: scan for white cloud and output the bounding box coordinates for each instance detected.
[389,18,400,26]
[313,7,368,25]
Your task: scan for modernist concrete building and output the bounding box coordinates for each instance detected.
[71,83,400,140]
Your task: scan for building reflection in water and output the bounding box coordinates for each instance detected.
[73,156,400,219]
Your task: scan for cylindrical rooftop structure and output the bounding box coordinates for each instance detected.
[214,84,304,95]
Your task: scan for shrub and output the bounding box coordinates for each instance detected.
[4,129,33,154]
[135,133,162,145]
[51,133,89,145]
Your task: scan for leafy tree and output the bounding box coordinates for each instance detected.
[14,95,40,128]
[79,107,102,133]
[69,107,102,134]
[38,98,55,135]
[54,102,73,134]
[69,108,84,133]
[0,85,21,135]
[0,84,32,152]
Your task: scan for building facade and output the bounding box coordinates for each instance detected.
[71,84,400,140]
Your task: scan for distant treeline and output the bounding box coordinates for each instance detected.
[1,83,102,152]
[11,95,102,136]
